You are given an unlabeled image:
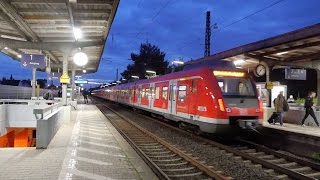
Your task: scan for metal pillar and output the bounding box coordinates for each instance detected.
[71,65,76,101]
[62,53,69,105]
[260,61,271,107]
[32,68,36,97]
[317,69,320,106]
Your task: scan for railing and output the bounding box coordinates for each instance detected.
[0,99,55,105]
[33,103,63,119]
[0,84,58,99]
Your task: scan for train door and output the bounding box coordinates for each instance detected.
[188,79,198,116]
[169,80,177,114]
[132,85,137,104]
[137,85,142,106]
[149,83,155,109]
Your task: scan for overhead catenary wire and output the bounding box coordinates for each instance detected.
[178,0,286,50]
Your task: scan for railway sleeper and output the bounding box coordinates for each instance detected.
[278,162,297,168]
[258,155,274,159]
[266,158,286,163]
[248,152,265,156]
[241,149,256,153]
[145,151,171,155]
[148,154,177,158]
[137,143,159,146]
[306,172,320,178]
[162,167,195,172]
[290,166,312,172]
[138,145,164,149]
[157,162,188,167]
[152,158,182,162]
[167,171,203,178]
[140,147,167,151]
[275,174,288,179]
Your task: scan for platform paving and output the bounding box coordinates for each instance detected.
[0,104,158,180]
[263,122,320,138]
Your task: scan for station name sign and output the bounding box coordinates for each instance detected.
[21,54,45,69]
[285,68,306,80]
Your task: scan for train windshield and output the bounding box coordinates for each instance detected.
[217,77,256,97]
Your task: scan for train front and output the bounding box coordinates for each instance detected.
[213,70,263,130]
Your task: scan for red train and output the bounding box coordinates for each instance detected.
[92,62,263,134]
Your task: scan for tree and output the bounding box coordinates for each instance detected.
[121,43,169,80]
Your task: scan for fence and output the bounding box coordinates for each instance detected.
[0,85,58,99]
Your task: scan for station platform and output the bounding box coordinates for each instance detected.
[262,122,320,138]
[0,104,158,180]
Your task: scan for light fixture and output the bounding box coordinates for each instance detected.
[73,52,88,66]
[172,60,184,65]
[233,59,245,66]
[146,70,156,74]
[112,82,117,85]
[17,54,22,58]
[276,51,288,55]
[82,69,86,73]
[122,78,127,81]
[131,75,139,79]
[73,27,82,40]
[116,81,121,83]
[4,47,8,50]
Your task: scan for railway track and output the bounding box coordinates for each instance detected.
[93,98,320,180]
[96,104,231,180]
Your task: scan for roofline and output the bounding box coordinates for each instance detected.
[94,0,120,73]
[187,23,320,65]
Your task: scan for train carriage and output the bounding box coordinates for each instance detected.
[92,62,263,134]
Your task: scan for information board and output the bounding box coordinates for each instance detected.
[285,68,306,80]
[21,54,45,69]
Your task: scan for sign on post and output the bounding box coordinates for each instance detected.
[266,81,273,90]
[21,54,45,69]
[49,72,61,80]
[285,68,306,80]
[60,73,70,84]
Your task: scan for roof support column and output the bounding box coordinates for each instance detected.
[62,52,69,106]
[260,61,272,107]
[32,68,36,97]
[316,69,320,106]
[71,65,76,101]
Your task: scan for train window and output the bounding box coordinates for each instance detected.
[142,88,145,98]
[217,77,255,97]
[150,87,154,98]
[162,87,168,100]
[178,85,187,102]
[145,88,149,98]
[155,87,160,99]
[191,79,197,92]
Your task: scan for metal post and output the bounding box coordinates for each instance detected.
[316,69,320,106]
[32,68,36,97]
[71,65,76,101]
[62,52,69,105]
[260,61,271,107]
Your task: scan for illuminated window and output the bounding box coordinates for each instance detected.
[162,87,168,100]
[178,85,187,102]
[155,87,160,99]
[145,88,149,98]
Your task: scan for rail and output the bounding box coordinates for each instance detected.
[33,102,62,119]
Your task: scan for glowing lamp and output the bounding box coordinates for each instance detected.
[73,52,88,66]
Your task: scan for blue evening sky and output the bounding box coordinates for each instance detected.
[0,0,319,85]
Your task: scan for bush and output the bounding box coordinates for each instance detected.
[295,98,318,106]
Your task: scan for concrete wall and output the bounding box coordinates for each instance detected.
[6,104,49,128]
[0,105,6,136]
[0,84,58,99]
[264,107,320,127]
[36,106,71,149]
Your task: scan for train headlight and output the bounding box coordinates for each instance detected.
[226,107,231,112]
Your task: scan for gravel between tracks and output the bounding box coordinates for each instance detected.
[103,104,278,180]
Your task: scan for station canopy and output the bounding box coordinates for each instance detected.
[0,0,119,73]
[187,23,320,70]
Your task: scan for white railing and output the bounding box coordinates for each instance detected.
[33,102,63,119]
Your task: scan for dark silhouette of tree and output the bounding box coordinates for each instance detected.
[121,43,169,80]
[10,74,13,80]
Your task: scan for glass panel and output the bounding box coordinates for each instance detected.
[155,87,160,99]
[217,77,256,97]
[162,87,168,100]
[178,85,187,102]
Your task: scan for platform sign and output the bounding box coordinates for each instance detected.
[266,81,273,90]
[285,68,306,80]
[21,54,45,69]
[75,80,88,84]
[49,72,61,80]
